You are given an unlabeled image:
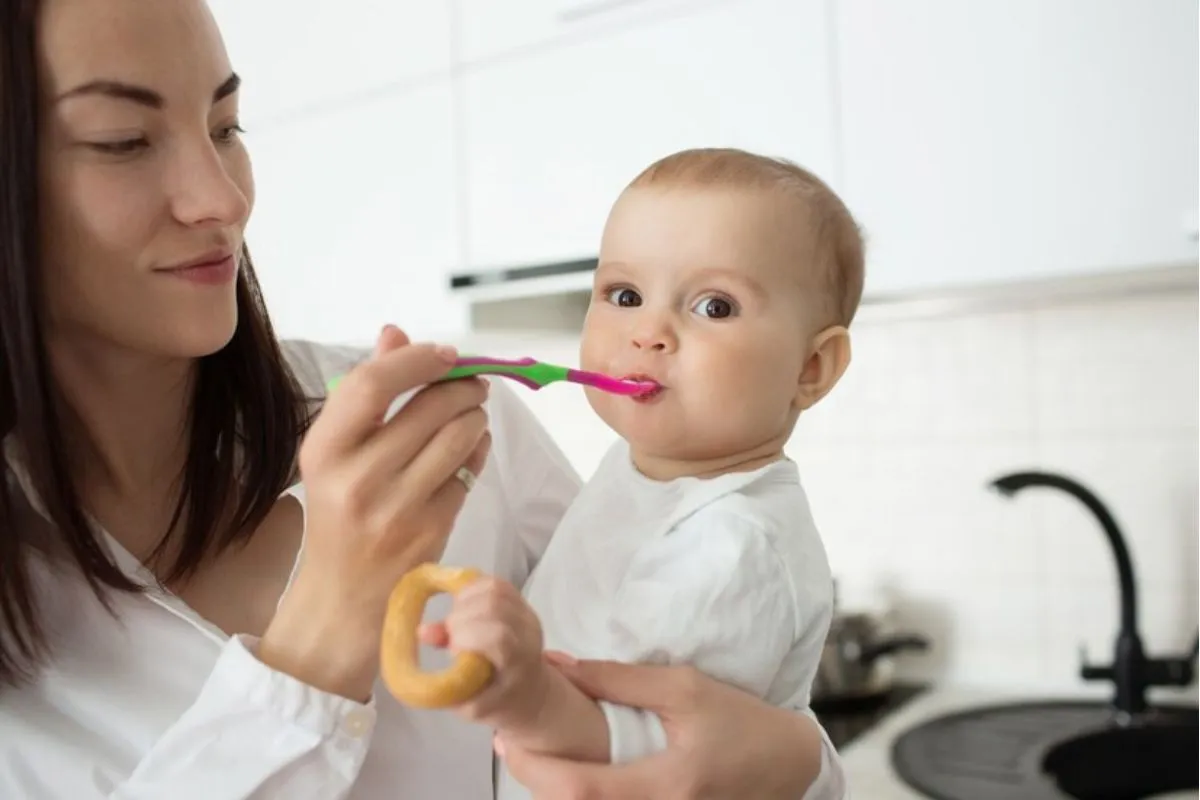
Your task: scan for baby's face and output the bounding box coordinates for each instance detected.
[581,185,822,473]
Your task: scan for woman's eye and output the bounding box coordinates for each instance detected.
[692,295,736,319]
[88,138,148,156]
[214,123,245,144]
[606,287,642,307]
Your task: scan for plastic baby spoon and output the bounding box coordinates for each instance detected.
[446,356,658,395]
[326,356,659,396]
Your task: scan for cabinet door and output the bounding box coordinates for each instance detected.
[208,0,453,126]
[458,0,708,65]
[245,83,468,345]
[461,0,838,270]
[836,0,1199,295]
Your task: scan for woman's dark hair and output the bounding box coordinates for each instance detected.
[1,0,313,686]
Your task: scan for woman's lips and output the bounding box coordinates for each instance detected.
[157,253,237,286]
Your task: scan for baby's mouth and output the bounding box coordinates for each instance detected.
[623,374,664,400]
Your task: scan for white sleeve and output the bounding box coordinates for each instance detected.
[799,708,850,800]
[484,380,583,585]
[600,511,800,763]
[110,635,374,799]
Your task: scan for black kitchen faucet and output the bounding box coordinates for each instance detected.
[989,470,1197,719]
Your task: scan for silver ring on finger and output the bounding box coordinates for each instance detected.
[454,466,477,493]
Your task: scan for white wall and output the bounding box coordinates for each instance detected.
[496,289,1199,694]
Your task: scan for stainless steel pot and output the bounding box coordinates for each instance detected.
[812,606,930,705]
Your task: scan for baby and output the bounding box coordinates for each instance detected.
[433,147,864,797]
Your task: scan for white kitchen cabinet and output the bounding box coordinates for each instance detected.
[207,0,453,127]
[457,0,715,65]
[836,0,1199,296]
[244,82,469,345]
[460,0,839,270]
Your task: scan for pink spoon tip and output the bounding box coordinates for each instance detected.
[621,380,661,396]
[567,369,660,396]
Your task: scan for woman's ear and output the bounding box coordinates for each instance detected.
[793,325,851,410]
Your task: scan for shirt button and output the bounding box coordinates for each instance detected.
[342,708,372,738]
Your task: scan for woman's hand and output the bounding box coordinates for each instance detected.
[498,657,826,800]
[259,325,492,701]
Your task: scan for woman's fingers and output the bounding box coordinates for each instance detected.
[306,374,491,572]
[360,376,490,481]
[460,426,492,484]
[301,341,460,464]
[498,742,666,800]
[328,377,489,534]
[374,323,410,356]
[416,428,493,558]
[422,427,491,541]
[375,403,488,523]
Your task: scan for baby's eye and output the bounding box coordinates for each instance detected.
[692,295,737,319]
[606,287,642,307]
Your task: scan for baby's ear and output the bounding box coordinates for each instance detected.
[793,325,851,411]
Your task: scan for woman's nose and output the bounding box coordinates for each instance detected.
[168,143,250,228]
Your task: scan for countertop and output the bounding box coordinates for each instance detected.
[837,684,1198,799]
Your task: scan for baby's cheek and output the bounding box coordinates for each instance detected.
[578,313,614,370]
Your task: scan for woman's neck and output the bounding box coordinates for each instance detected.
[48,333,195,501]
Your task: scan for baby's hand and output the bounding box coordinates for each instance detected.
[420,577,551,732]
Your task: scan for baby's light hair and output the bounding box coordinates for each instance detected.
[628,148,865,327]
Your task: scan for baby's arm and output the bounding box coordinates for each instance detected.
[598,508,802,762]
[493,657,612,762]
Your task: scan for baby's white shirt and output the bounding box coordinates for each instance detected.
[496,439,835,800]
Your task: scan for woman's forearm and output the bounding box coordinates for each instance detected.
[258,574,383,703]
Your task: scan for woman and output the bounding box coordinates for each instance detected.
[0,0,842,797]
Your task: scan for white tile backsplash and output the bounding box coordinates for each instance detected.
[798,309,1038,443]
[499,288,1199,693]
[1031,293,1198,435]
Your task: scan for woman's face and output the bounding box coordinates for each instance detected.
[37,0,253,359]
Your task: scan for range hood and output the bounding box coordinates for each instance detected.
[448,257,597,332]
[449,257,597,303]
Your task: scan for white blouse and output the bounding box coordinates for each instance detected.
[0,340,581,799]
[0,339,846,799]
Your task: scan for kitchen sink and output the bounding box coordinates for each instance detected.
[890,700,1197,799]
[1043,711,1197,799]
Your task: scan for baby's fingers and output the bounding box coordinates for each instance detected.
[445,614,505,660]
[454,576,521,608]
[417,621,449,648]
[448,580,521,626]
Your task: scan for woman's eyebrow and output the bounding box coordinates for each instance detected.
[55,72,241,109]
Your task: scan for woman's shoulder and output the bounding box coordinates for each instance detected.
[279,338,371,398]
